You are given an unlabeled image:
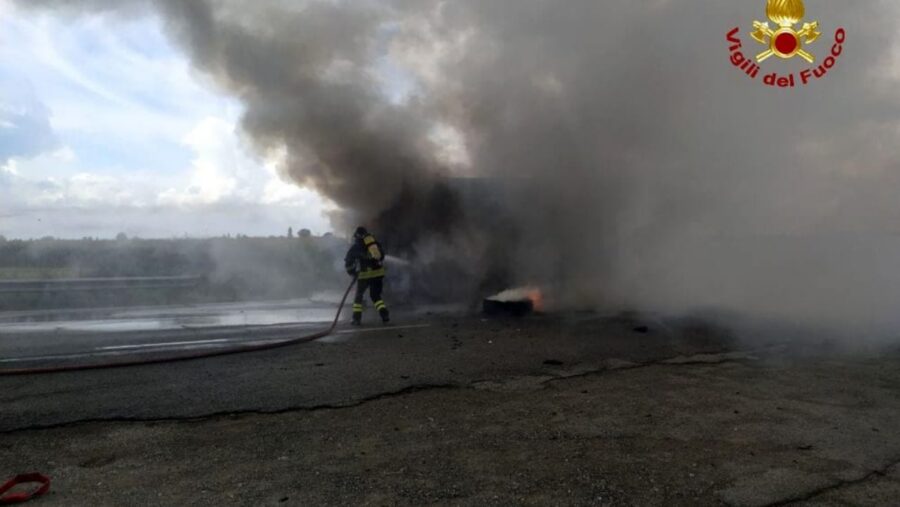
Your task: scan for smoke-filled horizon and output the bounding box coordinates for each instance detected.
[16,0,900,334]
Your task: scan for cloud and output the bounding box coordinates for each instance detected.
[156,116,336,212]
[0,114,335,239]
[0,148,127,209]
[0,80,59,163]
[0,5,334,238]
[157,117,242,206]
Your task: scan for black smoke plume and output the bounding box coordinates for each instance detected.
[16,0,900,333]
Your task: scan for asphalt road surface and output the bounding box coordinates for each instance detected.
[0,299,347,369]
[2,301,900,506]
[1,301,722,430]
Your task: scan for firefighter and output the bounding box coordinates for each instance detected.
[344,227,390,325]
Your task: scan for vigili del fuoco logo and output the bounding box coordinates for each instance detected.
[727,0,846,88]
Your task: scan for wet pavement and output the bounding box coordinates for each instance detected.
[0,299,345,370]
[0,298,339,330]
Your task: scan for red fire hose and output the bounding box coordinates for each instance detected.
[0,474,50,504]
[0,278,356,377]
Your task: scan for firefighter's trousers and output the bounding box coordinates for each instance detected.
[352,277,389,323]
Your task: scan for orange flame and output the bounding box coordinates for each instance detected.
[488,286,545,312]
[528,288,544,312]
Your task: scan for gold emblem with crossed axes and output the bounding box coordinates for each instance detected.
[751,0,821,63]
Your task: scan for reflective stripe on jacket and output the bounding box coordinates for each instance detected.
[358,267,386,280]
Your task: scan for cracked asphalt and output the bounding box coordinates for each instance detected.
[3,311,900,506]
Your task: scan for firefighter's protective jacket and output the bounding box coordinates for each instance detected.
[344,234,386,280]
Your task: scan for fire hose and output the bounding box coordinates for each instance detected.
[0,474,50,505]
[0,279,357,503]
[0,276,357,376]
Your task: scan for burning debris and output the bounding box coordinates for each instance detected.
[483,287,543,317]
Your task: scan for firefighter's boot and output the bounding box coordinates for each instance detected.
[375,300,390,324]
[352,303,363,326]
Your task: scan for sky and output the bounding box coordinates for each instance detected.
[0,0,336,239]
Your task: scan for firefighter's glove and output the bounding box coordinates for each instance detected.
[347,268,358,278]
